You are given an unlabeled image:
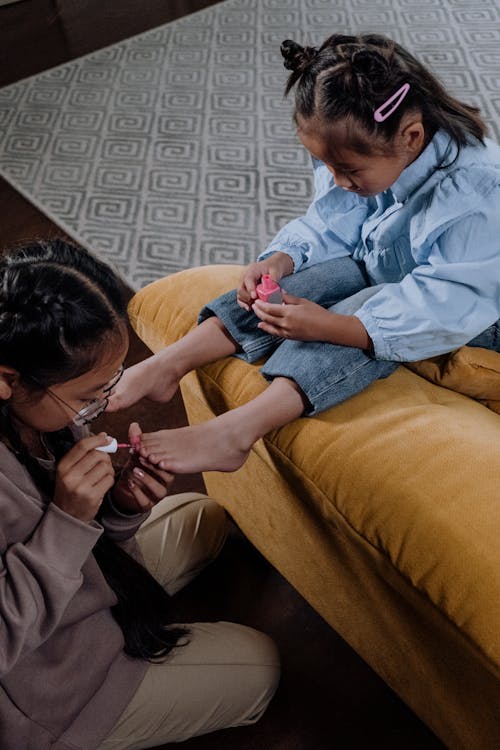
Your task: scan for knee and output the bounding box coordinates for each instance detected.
[171,492,228,569]
[145,493,228,595]
[229,626,281,726]
[246,650,281,725]
[194,494,228,563]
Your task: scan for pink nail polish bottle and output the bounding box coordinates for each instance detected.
[256,274,283,303]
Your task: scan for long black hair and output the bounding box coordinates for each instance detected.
[0,239,188,660]
[281,33,487,153]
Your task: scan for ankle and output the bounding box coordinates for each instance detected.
[216,411,263,454]
[155,345,186,381]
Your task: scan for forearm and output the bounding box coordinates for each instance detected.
[325,312,373,351]
[259,251,294,278]
[0,504,101,675]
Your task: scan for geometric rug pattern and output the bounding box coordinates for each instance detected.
[0,0,499,289]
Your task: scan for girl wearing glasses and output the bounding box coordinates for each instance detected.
[0,240,279,750]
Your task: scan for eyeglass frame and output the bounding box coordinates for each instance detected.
[28,365,125,427]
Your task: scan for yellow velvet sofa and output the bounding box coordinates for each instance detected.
[128,265,500,750]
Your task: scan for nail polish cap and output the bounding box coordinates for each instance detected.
[96,437,118,453]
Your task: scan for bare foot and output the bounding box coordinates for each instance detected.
[138,419,252,474]
[107,351,180,412]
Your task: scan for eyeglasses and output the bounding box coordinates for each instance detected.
[41,365,124,427]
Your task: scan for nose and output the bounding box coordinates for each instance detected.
[328,166,354,190]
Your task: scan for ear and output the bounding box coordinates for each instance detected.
[400,118,426,155]
[0,366,20,401]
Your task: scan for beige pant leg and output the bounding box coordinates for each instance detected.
[98,621,280,750]
[134,491,228,595]
[98,493,280,750]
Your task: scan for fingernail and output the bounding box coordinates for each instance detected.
[133,468,145,478]
[128,479,136,489]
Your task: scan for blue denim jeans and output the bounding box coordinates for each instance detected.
[199,258,500,415]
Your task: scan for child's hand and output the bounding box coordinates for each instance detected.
[53,433,116,523]
[253,292,372,349]
[253,292,334,341]
[237,252,294,310]
[111,422,175,513]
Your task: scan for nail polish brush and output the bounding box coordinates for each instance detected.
[96,438,132,453]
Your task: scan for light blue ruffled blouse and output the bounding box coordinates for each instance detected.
[258,130,500,361]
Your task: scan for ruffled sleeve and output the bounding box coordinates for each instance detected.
[258,159,370,272]
[355,168,500,361]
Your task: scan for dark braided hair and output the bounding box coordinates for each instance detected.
[281,34,487,153]
[0,240,188,661]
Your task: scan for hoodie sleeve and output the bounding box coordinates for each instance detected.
[0,466,103,676]
[258,159,369,272]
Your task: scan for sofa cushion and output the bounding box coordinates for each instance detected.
[407,348,500,414]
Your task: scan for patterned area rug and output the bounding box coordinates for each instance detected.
[1,0,499,289]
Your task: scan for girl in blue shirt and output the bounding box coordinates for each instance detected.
[109,33,500,474]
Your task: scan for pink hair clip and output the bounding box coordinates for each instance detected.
[373,83,410,123]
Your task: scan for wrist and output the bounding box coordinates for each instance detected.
[110,487,141,515]
[274,252,294,277]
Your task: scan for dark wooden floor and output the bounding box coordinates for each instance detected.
[0,2,444,748]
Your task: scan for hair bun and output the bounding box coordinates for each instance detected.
[281,39,317,72]
[351,48,390,80]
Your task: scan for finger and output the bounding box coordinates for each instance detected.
[85,459,115,488]
[130,466,169,502]
[63,469,114,508]
[240,278,257,302]
[137,460,175,490]
[253,300,286,317]
[281,291,301,304]
[241,273,259,300]
[57,433,112,473]
[236,293,251,312]
[126,481,154,510]
[64,452,114,492]
[92,470,116,496]
[64,460,114,499]
[257,321,285,337]
[253,306,285,326]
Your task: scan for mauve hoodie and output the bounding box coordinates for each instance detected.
[0,442,150,749]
